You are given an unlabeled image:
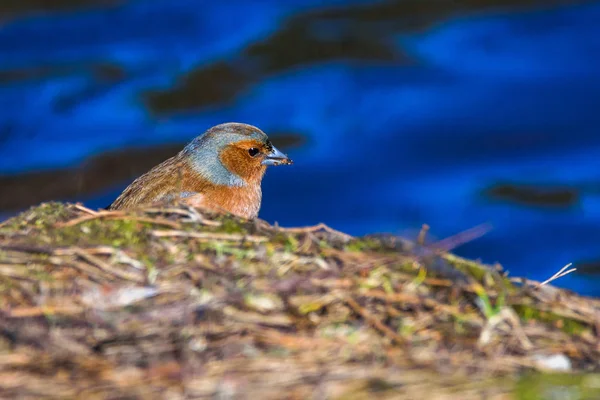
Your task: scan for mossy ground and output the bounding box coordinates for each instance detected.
[0,202,599,399]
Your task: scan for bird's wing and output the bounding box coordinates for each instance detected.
[108,155,186,210]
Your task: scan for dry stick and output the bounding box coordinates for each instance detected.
[83,246,127,255]
[365,290,459,315]
[57,212,181,229]
[9,305,84,318]
[73,203,100,216]
[0,244,54,255]
[428,223,493,254]
[0,354,31,366]
[253,328,342,351]
[143,207,221,226]
[84,247,145,270]
[0,265,44,280]
[51,249,143,283]
[61,210,125,225]
[281,223,353,242]
[69,249,145,283]
[344,296,406,346]
[183,205,223,224]
[358,223,493,271]
[179,198,236,222]
[49,256,110,282]
[478,308,533,351]
[536,263,577,288]
[143,208,194,216]
[151,230,269,243]
[417,224,430,246]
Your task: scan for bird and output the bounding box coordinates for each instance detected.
[107,122,293,219]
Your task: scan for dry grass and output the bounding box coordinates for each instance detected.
[0,202,599,399]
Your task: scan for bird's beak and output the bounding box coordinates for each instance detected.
[262,145,293,166]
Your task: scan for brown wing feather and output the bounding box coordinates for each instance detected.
[108,153,201,210]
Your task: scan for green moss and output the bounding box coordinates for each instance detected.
[218,217,246,234]
[298,301,326,315]
[1,203,156,251]
[0,202,71,233]
[444,255,489,282]
[264,243,276,257]
[29,202,71,223]
[146,263,158,284]
[516,373,600,400]
[198,240,254,260]
[443,255,515,292]
[270,232,299,253]
[388,260,421,276]
[31,269,54,282]
[365,377,398,392]
[284,234,299,253]
[345,238,386,252]
[51,219,152,248]
[318,240,331,249]
[513,304,588,335]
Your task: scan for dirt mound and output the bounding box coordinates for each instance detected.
[0,202,598,399]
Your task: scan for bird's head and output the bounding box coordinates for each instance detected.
[183,122,293,186]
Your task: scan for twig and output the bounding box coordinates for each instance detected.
[151,230,269,243]
[184,206,223,226]
[253,328,342,351]
[0,244,53,255]
[9,305,84,318]
[353,223,492,273]
[0,354,31,366]
[143,208,193,216]
[417,224,429,246]
[49,256,110,282]
[81,247,146,270]
[58,210,124,226]
[143,207,222,226]
[365,290,459,315]
[478,307,533,351]
[74,249,145,283]
[536,263,576,288]
[56,212,181,229]
[344,296,405,346]
[429,223,493,254]
[73,204,100,216]
[54,249,145,283]
[0,265,42,280]
[280,223,353,242]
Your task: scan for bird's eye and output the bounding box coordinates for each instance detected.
[248,148,260,157]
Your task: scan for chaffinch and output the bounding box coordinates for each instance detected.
[108,122,293,218]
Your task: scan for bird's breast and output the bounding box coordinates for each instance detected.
[185,183,262,219]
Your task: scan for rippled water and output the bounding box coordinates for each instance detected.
[1,0,600,295]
